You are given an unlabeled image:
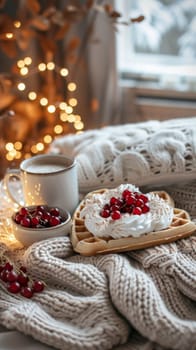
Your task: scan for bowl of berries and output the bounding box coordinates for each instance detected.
[11,205,72,246]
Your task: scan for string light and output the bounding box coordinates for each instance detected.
[59,102,67,110]
[24,57,32,65]
[14,21,21,28]
[69,98,77,107]
[17,60,25,68]
[17,82,26,91]
[65,106,73,114]
[47,62,55,70]
[31,145,38,154]
[43,135,52,143]
[6,33,13,39]
[60,68,69,77]
[54,125,63,134]
[60,112,68,122]
[14,141,22,150]
[20,67,28,75]
[5,143,14,151]
[67,114,76,123]
[4,54,84,162]
[68,82,77,91]
[74,121,84,130]
[47,105,56,113]
[36,142,44,151]
[28,91,37,100]
[38,63,46,71]
[40,97,48,106]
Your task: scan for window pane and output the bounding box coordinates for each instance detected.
[115,0,196,90]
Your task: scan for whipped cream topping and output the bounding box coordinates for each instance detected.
[80,184,174,239]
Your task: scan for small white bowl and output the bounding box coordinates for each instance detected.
[11,206,72,246]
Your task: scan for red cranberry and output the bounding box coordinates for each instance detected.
[111,211,121,220]
[20,286,34,298]
[0,270,9,282]
[110,197,119,206]
[4,262,13,271]
[20,217,31,227]
[125,195,136,205]
[50,208,60,216]
[122,189,132,198]
[17,273,29,286]
[135,199,144,207]
[49,216,61,226]
[31,216,40,227]
[6,270,18,282]
[7,281,21,294]
[36,205,45,212]
[139,194,148,203]
[110,205,120,212]
[19,207,29,216]
[33,280,45,292]
[132,207,142,215]
[15,213,23,224]
[142,204,150,213]
[100,209,110,218]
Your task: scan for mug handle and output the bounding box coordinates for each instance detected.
[3,169,23,206]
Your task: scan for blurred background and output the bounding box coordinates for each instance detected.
[0,0,196,178]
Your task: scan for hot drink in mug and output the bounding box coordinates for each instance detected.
[4,154,79,214]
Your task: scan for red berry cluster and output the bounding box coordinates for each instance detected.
[100,189,150,220]
[0,261,45,298]
[14,205,66,228]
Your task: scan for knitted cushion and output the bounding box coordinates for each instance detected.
[50,117,196,193]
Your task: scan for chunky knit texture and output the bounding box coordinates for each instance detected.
[1,116,196,350]
[50,117,196,193]
[0,180,196,350]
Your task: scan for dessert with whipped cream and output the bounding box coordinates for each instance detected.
[80,184,174,239]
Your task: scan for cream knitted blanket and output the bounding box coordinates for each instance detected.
[0,181,196,350]
[50,117,196,193]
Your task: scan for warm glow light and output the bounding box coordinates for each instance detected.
[74,121,84,130]
[14,21,21,28]
[24,56,32,65]
[38,63,46,71]
[67,114,76,123]
[54,125,63,134]
[68,82,76,91]
[47,62,55,70]
[14,141,22,150]
[69,98,77,107]
[31,145,38,153]
[43,135,52,143]
[5,142,14,151]
[31,145,38,154]
[60,68,69,77]
[75,114,81,122]
[47,105,56,113]
[40,97,48,106]
[60,112,68,122]
[17,82,26,91]
[6,33,13,39]
[59,102,67,110]
[17,60,25,68]
[66,106,73,114]
[15,151,22,159]
[28,91,37,100]
[36,142,44,151]
[9,149,17,157]
[6,153,13,161]
[20,67,28,75]
[24,153,31,159]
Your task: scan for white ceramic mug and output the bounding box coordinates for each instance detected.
[4,154,79,214]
